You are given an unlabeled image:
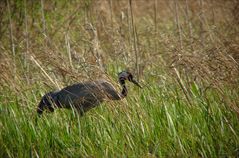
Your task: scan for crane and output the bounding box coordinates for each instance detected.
[37,71,142,115]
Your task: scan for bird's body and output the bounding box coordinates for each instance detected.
[37,71,141,115]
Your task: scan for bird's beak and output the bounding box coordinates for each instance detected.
[131,79,142,88]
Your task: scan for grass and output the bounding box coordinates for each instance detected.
[1,82,239,157]
[0,0,239,157]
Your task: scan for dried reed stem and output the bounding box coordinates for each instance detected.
[199,0,204,46]
[65,33,73,69]
[109,0,114,33]
[7,0,16,78]
[185,0,194,50]
[173,67,192,106]
[24,0,30,83]
[30,56,61,89]
[154,0,158,52]
[41,0,46,35]
[129,0,139,79]
[174,0,183,50]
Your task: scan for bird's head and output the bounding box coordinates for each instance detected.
[37,92,55,115]
[118,71,142,88]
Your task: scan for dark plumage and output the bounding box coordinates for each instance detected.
[37,71,142,115]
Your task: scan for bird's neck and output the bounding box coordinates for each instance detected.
[119,78,128,97]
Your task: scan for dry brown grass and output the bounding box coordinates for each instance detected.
[0,0,238,110]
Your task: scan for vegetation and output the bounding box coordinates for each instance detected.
[0,0,239,157]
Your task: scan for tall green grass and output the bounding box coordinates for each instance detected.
[1,0,239,157]
[1,82,238,157]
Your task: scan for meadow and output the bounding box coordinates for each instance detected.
[0,0,239,157]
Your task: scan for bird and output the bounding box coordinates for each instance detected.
[37,71,142,115]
